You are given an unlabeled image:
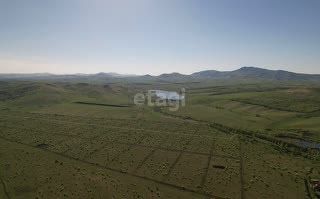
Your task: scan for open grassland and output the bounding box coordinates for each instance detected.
[0,80,320,198]
[166,84,320,142]
[1,111,318,199]
[233,88,320,113]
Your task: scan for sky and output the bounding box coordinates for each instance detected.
[0,0,319,75]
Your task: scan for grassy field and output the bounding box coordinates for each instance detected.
[0,80,319,198]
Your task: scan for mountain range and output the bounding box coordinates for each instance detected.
[140,67,320,82]
[1,67,320,82]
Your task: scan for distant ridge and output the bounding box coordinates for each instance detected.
[191,70,222,78]
[190,67,320,81]
[1,66,320,82]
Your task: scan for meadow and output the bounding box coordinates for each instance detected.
[0,80,319,198]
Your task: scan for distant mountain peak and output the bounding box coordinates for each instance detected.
[94,72,136,77]
[191,70,222,78]
[237,66,268,71]
[158,72,185,77]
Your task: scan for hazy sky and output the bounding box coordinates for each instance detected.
[0,0,319,75]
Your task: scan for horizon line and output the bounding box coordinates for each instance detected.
[0,66,320,76]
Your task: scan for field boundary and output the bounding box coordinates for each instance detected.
[0,175,10,199]
[162,138,193,182]
[162,151,184,182]
[1,124,239,159]
[73,101,131,107]
[200,139,215,188]
[23,116,216,139]
[0,136,226,199]
[231,99,320,113]
[133,135,170,174]
[107,134,148,164]
[159,109,320,153]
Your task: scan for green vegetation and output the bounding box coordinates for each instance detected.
[234,88,320,113]
[0,79,319,198]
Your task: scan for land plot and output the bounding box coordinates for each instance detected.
[85,143,130,167]
[213,136,240,158]
[109,130,146,144]
[63,137,109,160]
[165,153,208,191]
[135,149,180,181]
[0,137,208,199]
[242,141,308,199]
[108,146,154,173]
[28,133,72,153]
[0,127,68,152]
[202,157,241,199]
[161,134,191,151]
[0,127,38,143]
[184,136,214,154]
[139,133,168,147]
